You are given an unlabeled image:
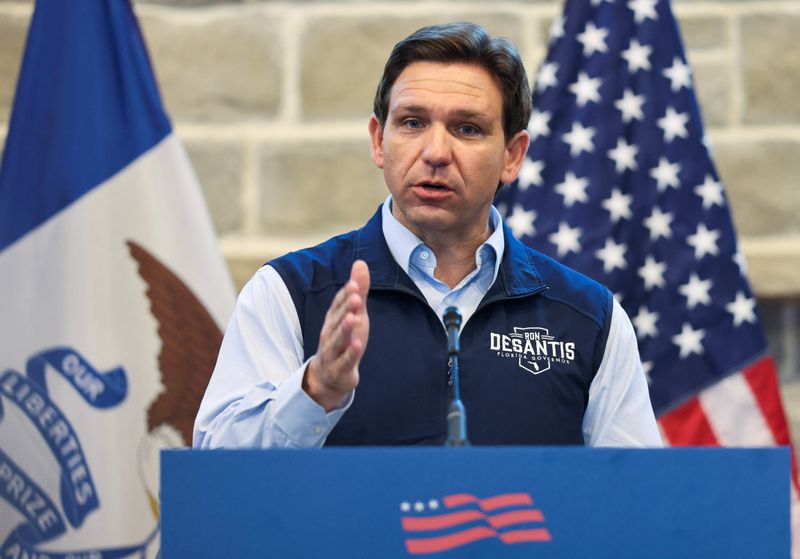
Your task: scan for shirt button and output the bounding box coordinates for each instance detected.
[420,251,430,260]
[314,426,322,434]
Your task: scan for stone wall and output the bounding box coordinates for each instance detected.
[1,1,799,425]
[2,0,797,293]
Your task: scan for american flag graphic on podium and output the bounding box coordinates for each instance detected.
[496,0,799,551]
[400,492,550,554]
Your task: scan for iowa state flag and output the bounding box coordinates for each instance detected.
[497,0,798,553]
[0,1,235,556]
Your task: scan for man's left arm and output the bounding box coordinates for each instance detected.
[583,298,663,447]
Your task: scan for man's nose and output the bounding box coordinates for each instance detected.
[422,125,453,168]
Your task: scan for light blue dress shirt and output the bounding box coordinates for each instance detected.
[194,197,662,449]
[381,196,504,328]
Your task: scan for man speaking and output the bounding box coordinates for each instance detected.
[193,22,661,448]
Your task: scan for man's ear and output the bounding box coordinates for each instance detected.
[368,115,385,169]
[500,130,530,185]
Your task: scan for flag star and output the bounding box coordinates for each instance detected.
[686,223,721,259]
[643,207,674,240]
[694,174,725,209]
[576,22,609,56]
[633,305,660,339]
[555,172,590,207]
[562,122,596,157]
[649,157,681,191]
[628,0,659,23]
[672,322,705,358]
[549,222,583,257]
[517,158,544,190]
[615,88,645,123]
[663,57,692,92]
[428,499,440,510]
[506,205,536,238]
[595,238,627,273]
[638,256,666,290]
[569,72,602,107]
[607,138,639,173]
[657,107,690,142]
[401,501,411,512]
[537,62,559,92]
[734,251,748,276]
[549,15,565,42]
[678,273,713,309]
[726,291,757,327]
[621,39,652,73]
[527,109,551,140]
[642,361,654,384]
[601,188,633,223]
[495,202,507,216]
[414,501,425,512]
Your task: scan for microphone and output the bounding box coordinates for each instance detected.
[443,307,469,447]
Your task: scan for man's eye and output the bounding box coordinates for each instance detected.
[458,124,480,135]
[403,119,424,129]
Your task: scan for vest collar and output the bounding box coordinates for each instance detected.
[354,204,547,297]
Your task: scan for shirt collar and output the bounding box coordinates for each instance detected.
[380,195,505,284]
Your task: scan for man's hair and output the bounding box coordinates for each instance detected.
[372,22,532,140]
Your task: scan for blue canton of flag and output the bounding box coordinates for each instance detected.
[499,0,762,417]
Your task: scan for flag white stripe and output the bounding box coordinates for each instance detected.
[699,372,776,446]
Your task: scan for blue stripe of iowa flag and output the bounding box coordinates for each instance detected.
[0,0,171,252]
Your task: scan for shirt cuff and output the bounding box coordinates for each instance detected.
[272,358,354,447]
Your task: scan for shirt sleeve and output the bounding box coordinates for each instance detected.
[583,298,663,448]
[192,265,352,449]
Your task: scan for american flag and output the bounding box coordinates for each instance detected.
[497,0,799,548]
[399,492,551,554]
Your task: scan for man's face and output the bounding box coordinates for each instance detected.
[369,61,529,244]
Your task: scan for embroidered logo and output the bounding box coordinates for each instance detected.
[489,327,576,375]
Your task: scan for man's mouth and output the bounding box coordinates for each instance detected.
[416,181,450,191]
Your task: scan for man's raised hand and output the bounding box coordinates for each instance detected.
[304,260,370,411]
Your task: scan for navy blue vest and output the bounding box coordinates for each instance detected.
[269,206,613,446]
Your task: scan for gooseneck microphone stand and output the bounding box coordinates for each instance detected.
[443,307,470,446]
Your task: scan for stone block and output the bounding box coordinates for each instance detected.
[184,139,245,235]
[759,299,800,379]
[0,11,29,124]
[258,140,387,234]
[780,381,800,451]
[678,16,726,52]
[300,15,524,121]
[138,11,282,121]
[135,0,247,5]
[692,61,730,127]
[713,140,800,237]
[741,14,800,123]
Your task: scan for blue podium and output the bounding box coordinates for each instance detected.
[161,447,789,558]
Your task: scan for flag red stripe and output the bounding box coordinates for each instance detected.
[488,509,544,528]
[443,492,533,511]
[402,508,544,532]
[405,526,496,554]
[402,510,483,531]
[743,356,790,444]
[499,528,552,543]
[658,396,719,446]
[742,356,800,492]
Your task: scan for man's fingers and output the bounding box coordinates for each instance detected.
[327,337,365,379]
[321,282,360,339]
[351,260,370,301]
[321,311,360,362]
[308,261,370,406]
